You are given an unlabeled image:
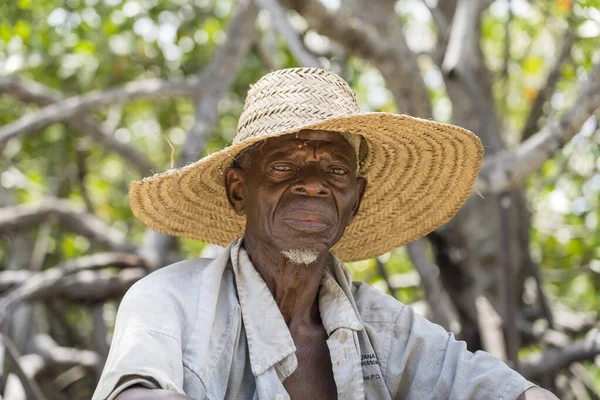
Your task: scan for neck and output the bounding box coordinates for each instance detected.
[243,235,328,327]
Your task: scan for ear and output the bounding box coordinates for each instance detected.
[348,176,367,225]
[224,167,247,216]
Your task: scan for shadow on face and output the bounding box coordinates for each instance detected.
[224,130,367,255]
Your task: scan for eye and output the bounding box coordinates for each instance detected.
[330,167,348,175]
[272,164,294,172]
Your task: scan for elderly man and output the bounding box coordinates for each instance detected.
[93,68,557,400]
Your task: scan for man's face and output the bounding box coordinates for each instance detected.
[224,130,367,257]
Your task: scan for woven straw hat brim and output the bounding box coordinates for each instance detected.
[129,112,483,262]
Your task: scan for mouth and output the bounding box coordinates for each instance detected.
[283,214,330,233]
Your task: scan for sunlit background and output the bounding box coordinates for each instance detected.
[1,0,600,398]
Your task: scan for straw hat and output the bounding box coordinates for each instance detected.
[129,68,483,262]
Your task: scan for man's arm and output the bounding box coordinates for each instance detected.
[383,303,545,399]
[92,267,191,400]
[517,387,560,400]
[115,387,193,400]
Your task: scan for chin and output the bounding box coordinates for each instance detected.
[280,248,322,265]
[276,234,332,254]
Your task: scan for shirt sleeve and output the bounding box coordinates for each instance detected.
[386,305,536,400]
[92,276,187,400]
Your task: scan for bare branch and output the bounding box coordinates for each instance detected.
[257,0,321,67]
[420,0,449,46]
[441,0,479,75]
[0,0,258,150]
[388,271,421,289]
[569,363,600,400]
[31,334,101,371]
[0,76,154,175]
[4,334,100,398]
[91,304,109,374]
[52,268,145,302]
[498,194,520,368]
[519,319,570,348]
[406,239,460,332]
[521,32,575,141]
[521,329,600,380]
[475,63,600,194]
[475,295,507,360]
[0,198,135,252]
[500,0,512,85]
[254,40,280,70]
[0,271,33,293]
[375,258,397,298]
[74,144,96,214]
[287,0,432,118]
[0,77,198,148]
[0,253,146,320]
[54,366,90,394]
[3,334,47,400]
[552,303,597,335]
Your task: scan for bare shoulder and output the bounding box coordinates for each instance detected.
[517,387,560,400]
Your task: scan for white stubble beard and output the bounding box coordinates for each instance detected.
[280,248,321,265]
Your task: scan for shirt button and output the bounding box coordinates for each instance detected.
[351,320,360,329]
[276,394,285,400]
[253,363,261,372]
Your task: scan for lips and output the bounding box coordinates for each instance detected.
[283,216,329,232]
[280,206,332,232]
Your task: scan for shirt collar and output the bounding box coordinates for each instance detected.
[229,237,363,376]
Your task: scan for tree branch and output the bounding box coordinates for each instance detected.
[521,329,600,380]
[521,31,575,141]
[35,268,145,303]
[406,239,460,332]
[0,271,33,293]
[31,334,101,371]
[3,334,100,398]
[287,0,432,118]
[499,193,519,367]
[91,304,109,374]
[569,363,600,400]
[0,253,146,322]
[0,76,153,175]
[257,0,321,67]
[441,0,479,75]
[475,294,507,360]
[375,258,397,298]
[475,63,600,194]
[254,39,280,70]
[0,197,135,252]
[0,0,258,150]
[3,334,47,400]
[0,78,195,148]
[388,271,421,289]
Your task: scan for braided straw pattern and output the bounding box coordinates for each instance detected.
[129,68,484,262]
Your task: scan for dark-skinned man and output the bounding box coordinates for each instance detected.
[93,68,558,400]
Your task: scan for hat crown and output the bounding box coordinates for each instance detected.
[235,68,361,144]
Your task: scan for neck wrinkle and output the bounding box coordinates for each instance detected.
[242,235,327,326]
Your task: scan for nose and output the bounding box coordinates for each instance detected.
[291,176,331,197]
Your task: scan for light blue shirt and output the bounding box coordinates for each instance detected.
[93,238,535,399]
